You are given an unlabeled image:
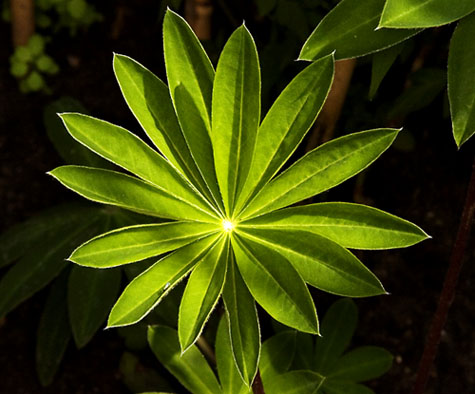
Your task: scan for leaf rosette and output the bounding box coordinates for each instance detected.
[49,10,428,386]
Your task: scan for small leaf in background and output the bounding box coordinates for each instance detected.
[215,316,252,394]
[387,68,446,121]
[327,346,393,382]
[448,12,475,147]
[256,0,277,17]
[36,272,71,387]
[119,351,173,393]
[314,299,358,374]
[0,216,98,318]
[68,266,122,348]
[148,325,222,394]
[43,97,111,168]
[259,330,297,383]
[299,0,420,61]
[379,0,475,28]
[264,370,325,394]
[369,43,404,100]
[322,380,375,394]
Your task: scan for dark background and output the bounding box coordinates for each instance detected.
[1,1,474,393]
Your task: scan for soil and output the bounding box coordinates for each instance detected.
[1,2,474,394]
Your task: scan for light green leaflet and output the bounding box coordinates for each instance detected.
[50,9,428,388]
[448,12,475,147]
[299,0,420,61]
[379,0,475,28]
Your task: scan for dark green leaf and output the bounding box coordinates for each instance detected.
[369,43,404,99]
[148,325,222,394]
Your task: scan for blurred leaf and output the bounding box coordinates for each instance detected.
[369,43,404,99]
[448,12,475,147]
[263,370,324,394]
[314,299,358,374]
[119,351,173,393]
[0,203,97,268]
[259,330,297,383]
[68,266,122,348]
[36,272,71,387]
[387,68,446,120]
[328,346,393,381]
[0,215,99,318]
[148,325,222,393]
[43,97,111,167]
[322,381,375,394]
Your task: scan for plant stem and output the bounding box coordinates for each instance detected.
[252,370,265,394]
[305,58,356,151]
[195,336,216,366]
[412,156,475,394]
[185,0,213,40]
[10,0,35,47]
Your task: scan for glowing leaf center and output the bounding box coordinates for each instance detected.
[222,219,235,232]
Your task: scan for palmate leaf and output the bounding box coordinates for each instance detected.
[47,9,428,389]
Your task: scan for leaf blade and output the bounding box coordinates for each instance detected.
[240,202,429,250]
[70,222,219,268]
[235,54,334,214]
[238,228,385,297]
[240,129,399,219]
[107,234,220,328]
[163,9,223,211]
[379,0,475,28]
[49,166,218,223]
[222,255,260,386]
[448,12,475,147]
[232,235,319,334]
[178,237,228,351]
[148,325,222,394]
[299,0,420,61]
[211,25,260,216]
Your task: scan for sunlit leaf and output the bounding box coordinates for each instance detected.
[379,0,475,28]
[299,0,419,61]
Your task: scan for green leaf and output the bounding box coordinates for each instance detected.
[292,332,314,370]
[314,299,358,375]
[322,381,375,394]
[328,346,393,381]
[43,97,110,167]
[240,202,429,250]
[163,9,223,211]
[68,266,121,348]
[148,325,222,394]
[232,235,319,334]
[36,274,71,387]
[59,113,217,217]
[211,24,260,216]
[259,330,297,382]
[369,43,404,100]
[238,229,385,297]
[0,218,98,318]
[48,166,218,223]
[113,54,210,197]
[222,256,260,386]
[379,0,475,28]
[240,129,399,219]
[107,234,220,327]
[263,370,324,394]
[299,0,420,61]
[449,12,475,147]
[0,203,97,268]
[178,237,228,351]
[215,316,252,394]
[70,222,219,268]
[235,55,334,214]
[387,68,446,120]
